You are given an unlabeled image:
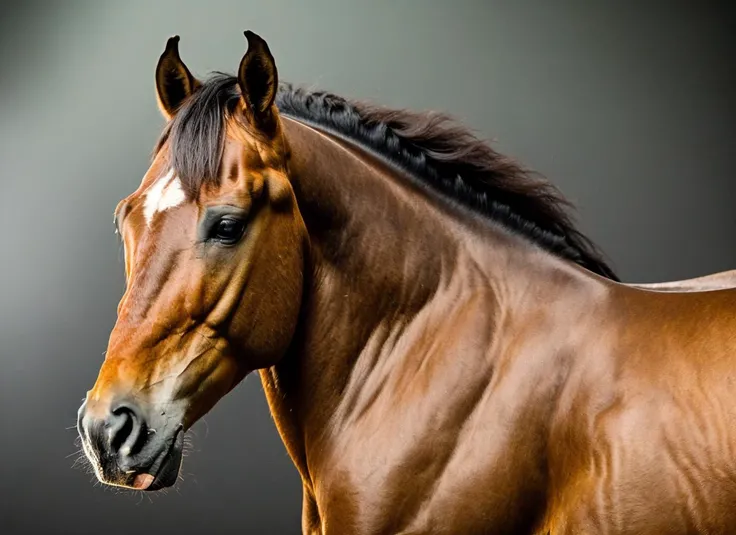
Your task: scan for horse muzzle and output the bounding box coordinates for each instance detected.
[77,396,184,491]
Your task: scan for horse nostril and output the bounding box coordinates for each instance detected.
[109,402,147,458]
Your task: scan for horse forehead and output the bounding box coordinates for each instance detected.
[140,169,187,226]
[222,132,277,174]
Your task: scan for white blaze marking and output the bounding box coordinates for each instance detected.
[143,169,186,226]
[159,176,186,212]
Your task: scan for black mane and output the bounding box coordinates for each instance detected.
[163,73,618,280]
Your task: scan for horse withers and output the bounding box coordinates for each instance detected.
[76,31,736,534]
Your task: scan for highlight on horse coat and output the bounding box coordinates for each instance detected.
[77,30,736,534]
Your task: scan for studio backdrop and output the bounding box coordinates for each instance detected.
[0,2,733,534]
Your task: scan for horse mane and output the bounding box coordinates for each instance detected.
[161,73,619,281]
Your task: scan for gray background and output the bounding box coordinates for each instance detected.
[0,1,734,533]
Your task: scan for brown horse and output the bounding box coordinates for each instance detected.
[77,31,736,534]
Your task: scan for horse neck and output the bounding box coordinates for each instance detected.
[259,115,610,487]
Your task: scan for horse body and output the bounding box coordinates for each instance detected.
[76,32,736,534]
[269,118,736,534]
[544,287,736,534]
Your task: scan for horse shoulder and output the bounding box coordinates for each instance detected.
[543,286,736,533]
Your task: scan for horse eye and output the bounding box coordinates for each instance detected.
[212,218,246,244]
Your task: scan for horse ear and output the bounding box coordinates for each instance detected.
[155,36,200,120]
[238,30,278,130]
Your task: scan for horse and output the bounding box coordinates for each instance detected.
[76,31,736,534]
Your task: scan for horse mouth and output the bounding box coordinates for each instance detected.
[129,427,184,491]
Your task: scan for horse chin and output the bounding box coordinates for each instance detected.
[128,427,185,492]
[144,450,183,491]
